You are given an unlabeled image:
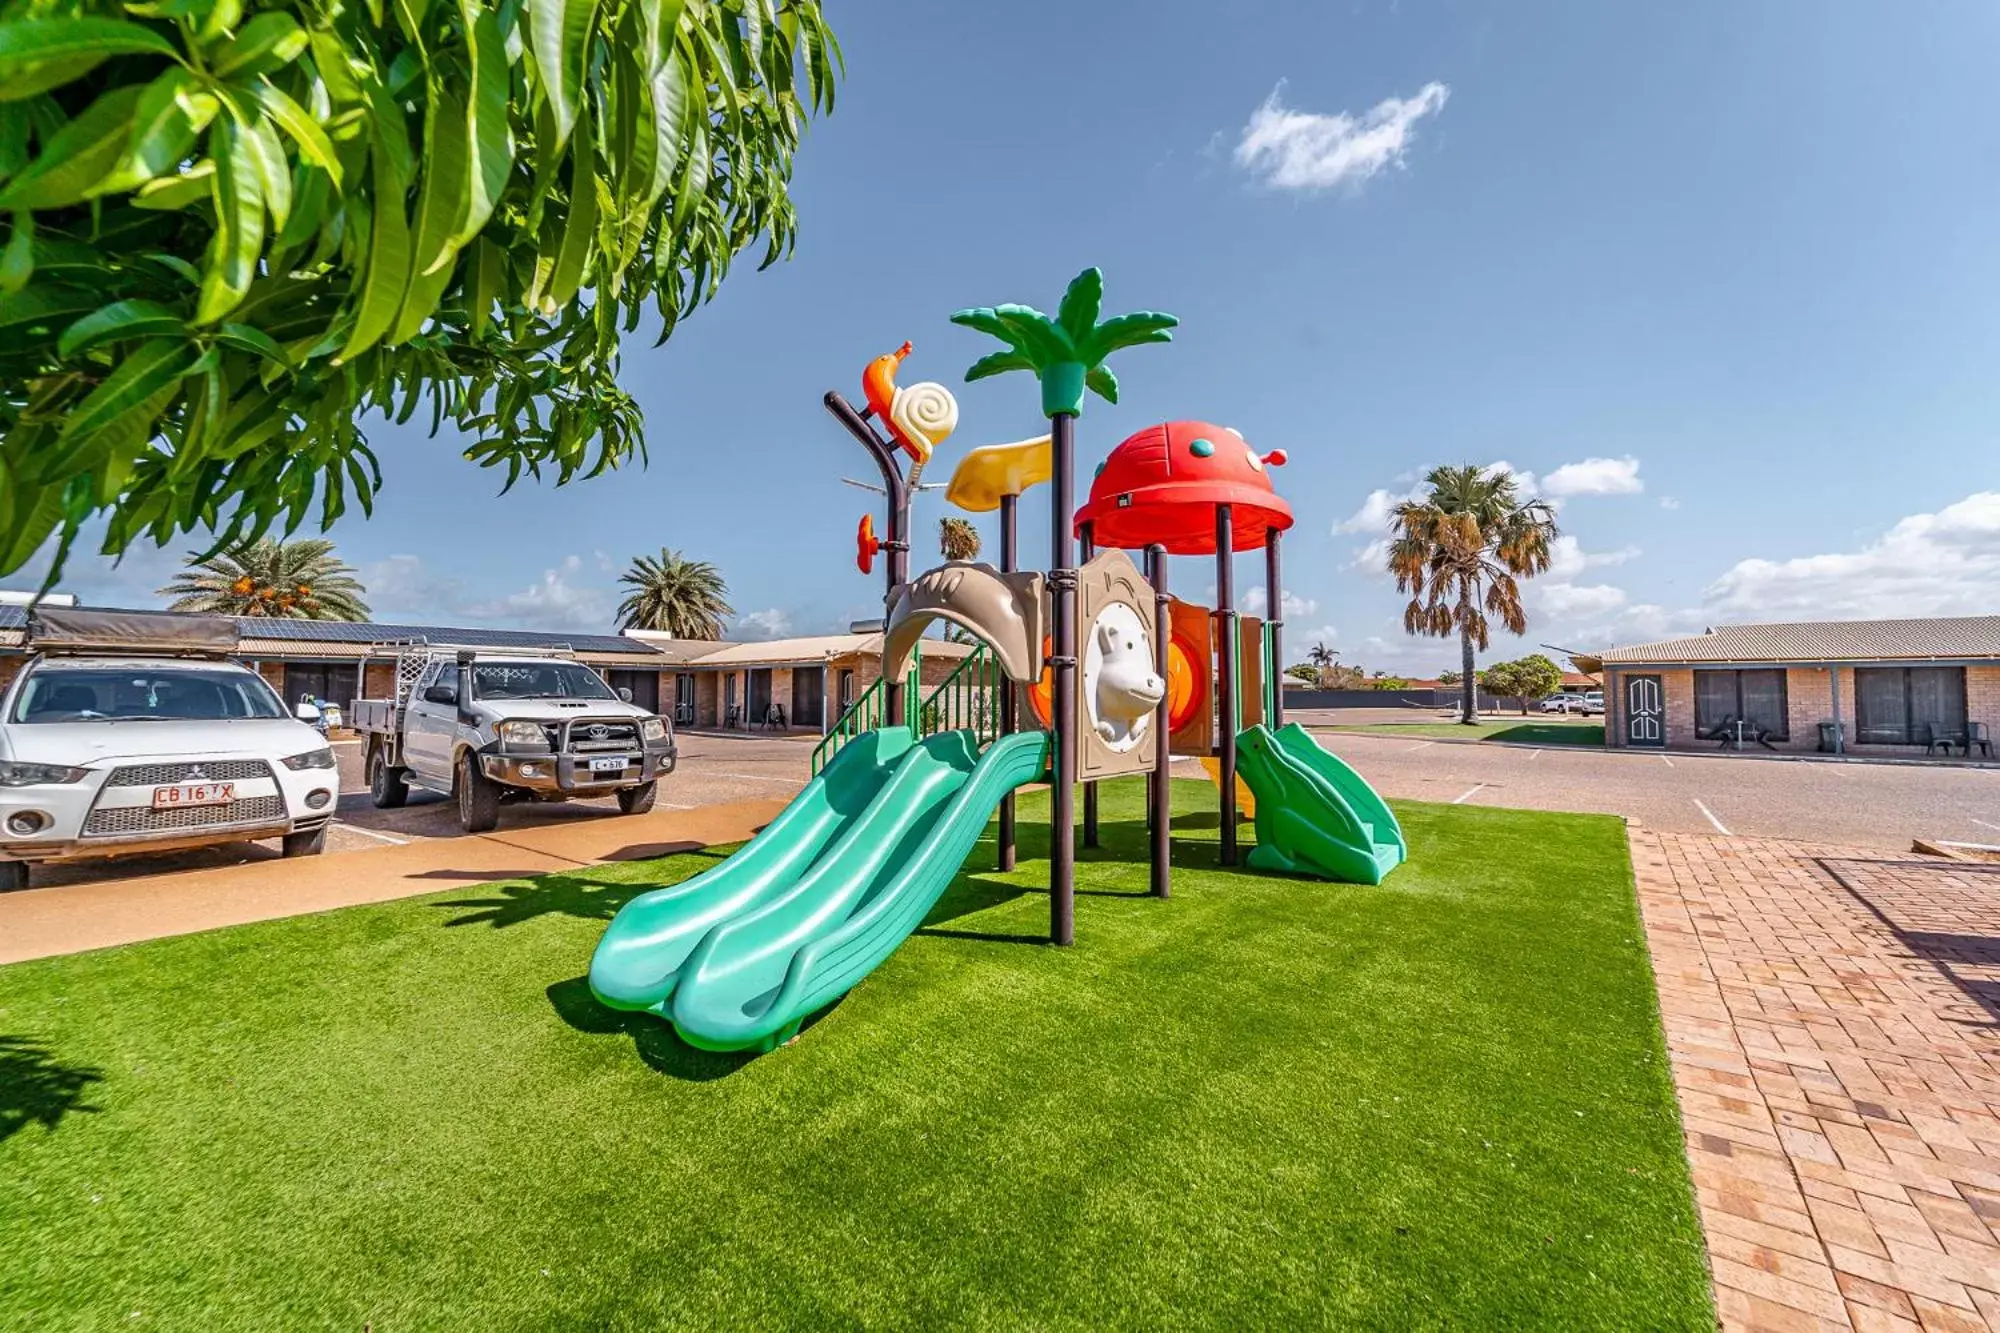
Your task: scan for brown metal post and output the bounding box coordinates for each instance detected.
[997,492,1018,871]
[824,390,910,728]
[1079,521,1098,849]
[1215,504,1238,866]
[1050,413,1077,945]
[1147,543,1170,898]
[1266,526,1285,731]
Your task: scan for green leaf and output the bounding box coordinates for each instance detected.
[214,321,289,363]
[247,81,341,187]
[631,50,685,211]
[0,85,144,209]
[244,115,293,235]
[0,19,179,92]
[949,307,1022,346]
[210,12,308,79]
[58,336,197,443]
[59,299,183,357]
[336,138,411,362]
[544,118,597,311]
[468,235,502,337]
[0,102,32,180]
[0,211,30,296]
[1083,310,1178,361]
[527,0,601,150]
[1084,363,1119,404]
[94,68,218,196]
[0,285,102,338]
[1055,267,1103,344]
[389,84,469,343]
[964,348,1033,382]
[994,306,1072,365]
[453,0,514,249]
[195,118,263,324]
[133,160,215,210]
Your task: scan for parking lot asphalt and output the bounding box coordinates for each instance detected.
[1306,727,2000,851]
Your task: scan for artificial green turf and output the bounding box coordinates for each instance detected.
[0,779,1708,1331]
[1327,719,1607,746]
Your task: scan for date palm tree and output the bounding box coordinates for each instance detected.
[1387,465,1559,725]
[938,517,982,562]
[159,539,369,620]
[616,549,733,639]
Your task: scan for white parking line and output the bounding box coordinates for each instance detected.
[333,821,409,846]
[1971,817,2000,833]
[1693,799,1732,835]
[1659,754,1675,767]
[1528,748,1543,761]
[1451,784,1486,805]
[1404,740,1436,752]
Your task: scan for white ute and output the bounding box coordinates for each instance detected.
[0,608,339,890]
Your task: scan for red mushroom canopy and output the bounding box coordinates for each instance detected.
[1073,421,1294,555]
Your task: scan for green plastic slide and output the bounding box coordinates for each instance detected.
[1234,722,1407,884]
[589,727,1050,1052]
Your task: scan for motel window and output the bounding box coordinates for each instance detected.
[1854,667,1966,745]
[1693,669,1789,740]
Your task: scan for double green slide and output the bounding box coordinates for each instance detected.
[1234,722,1407,885]
[589,727,1050,1053]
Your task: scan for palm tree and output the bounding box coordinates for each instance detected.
[939,517,982,562]
[951,267,1178,418]
[159,539,370,620]
[616,549,733,638]
[1307,640,1338,687]
[1387,465,1559,725]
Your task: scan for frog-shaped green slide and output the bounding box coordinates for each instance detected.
[1234,722,1406,884]
[589,726,1051,1052]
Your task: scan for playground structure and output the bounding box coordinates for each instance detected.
[590,270,1406,1052]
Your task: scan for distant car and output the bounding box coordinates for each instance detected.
[1580,691,1605,716]
[1540,693,1587,714]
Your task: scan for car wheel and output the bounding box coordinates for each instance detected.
[281,826,328,858]
[369,745,409,809]
[617,782,657,815]
[0,860,25,891]
[456,751,501,833]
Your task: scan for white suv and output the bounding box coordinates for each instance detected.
[0,654,338,889]
[1540,692,1586,714]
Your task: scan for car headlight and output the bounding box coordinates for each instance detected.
[640,717,668,743]
[498,720,551,750]
[0,760,89,787]
[280,747,337,771]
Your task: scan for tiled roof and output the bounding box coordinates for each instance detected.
[1590,616,2000,666]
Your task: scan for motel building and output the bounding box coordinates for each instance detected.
[0,602,970,735]
[1577,615,2000,758]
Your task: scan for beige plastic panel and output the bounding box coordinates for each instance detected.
[883,562,1046,685]
[1077,549,1163,781]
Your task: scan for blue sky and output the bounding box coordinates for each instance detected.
[30,1,2000,674]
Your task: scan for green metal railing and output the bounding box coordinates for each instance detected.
[917,641,1004,749]
[811,641,1018,776]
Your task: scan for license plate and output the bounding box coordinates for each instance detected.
[589,757,627,773]
[152,782,235,809]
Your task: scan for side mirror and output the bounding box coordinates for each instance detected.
[422,683,458,706]
[617,687,633,703]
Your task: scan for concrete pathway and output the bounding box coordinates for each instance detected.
[1635,830,2000,1331]
[0,797,786,965]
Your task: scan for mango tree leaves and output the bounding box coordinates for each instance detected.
[0,0,842,580]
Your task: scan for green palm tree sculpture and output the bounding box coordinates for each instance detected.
[159,539,370,621]
[616,548,734,639]
[951,268,1178,418]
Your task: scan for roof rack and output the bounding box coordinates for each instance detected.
[27,607,239,657]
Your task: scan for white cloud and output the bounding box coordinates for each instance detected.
[1241,588,1318,618]
[1702,491,2000,621]
[472,555,617,633]
[1334,487,1418,535]
[363,552,617,633]
[1658,496,1681,511]
[1235,80,1450,193]
[1542,456,1644,498]
[735,608,793,641]
[1537,583,1628,617]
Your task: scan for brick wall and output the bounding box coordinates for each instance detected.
[1967,665,2000,747]
[0,655,21,694]
[363,662,396,701]
[694,672,718,727]
[253,661,285,691]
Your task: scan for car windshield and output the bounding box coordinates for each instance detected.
[470,663,618,701]
[13,666,288,723]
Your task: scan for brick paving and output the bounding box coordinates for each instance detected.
[1634,830,2000,1331]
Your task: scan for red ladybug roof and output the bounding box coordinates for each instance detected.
[1073,420,1294,555]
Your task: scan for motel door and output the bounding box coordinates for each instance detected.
[1624,675,1665,747]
